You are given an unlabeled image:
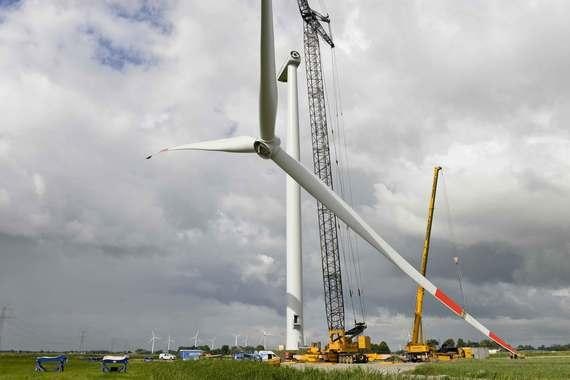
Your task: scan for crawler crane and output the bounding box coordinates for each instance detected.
[296,0,370,363]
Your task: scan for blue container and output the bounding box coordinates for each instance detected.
[179,349,203,361]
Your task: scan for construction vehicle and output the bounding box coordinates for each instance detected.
[459,347,474,359]
[295,0,370,363]
[405,168,477,362]
[158,353,176,360]
[257,350,282,366]
[405,166,442,362]
[301,335,369,364]
[435,346,474,361]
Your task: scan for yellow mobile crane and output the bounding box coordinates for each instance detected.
[405,166,441,362]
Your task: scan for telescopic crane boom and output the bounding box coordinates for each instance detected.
[405,166,441,361]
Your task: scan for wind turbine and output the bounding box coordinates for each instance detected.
[261,330,273,349]
[167,335,175,352]
[233,333,240,348]
[146,0,518,357]
[149,330,160,354]
[191,329,200,348]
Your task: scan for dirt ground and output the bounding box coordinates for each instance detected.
[283,361,421,375]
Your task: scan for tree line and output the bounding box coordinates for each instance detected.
[424,339,570,351]
[425,338,501,349]
[129,339,570,355]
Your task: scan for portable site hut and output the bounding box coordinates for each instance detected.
[101,355,128,372]
[35,355,67,372]
[179,349,203,361]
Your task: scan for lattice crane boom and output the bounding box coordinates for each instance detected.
[296,0,360,341]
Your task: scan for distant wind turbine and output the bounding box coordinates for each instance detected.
[146,0,518,357]
[167,335,175,352]
[261,330,273,349]
[191,329,200,348]
[149,330,160,354]
[233,333,240,347]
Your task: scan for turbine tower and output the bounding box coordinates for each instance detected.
[278,50,304,351]
[146,0,518,357]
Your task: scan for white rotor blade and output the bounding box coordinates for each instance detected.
[146,136,255,159]
[259,0,277,142]
[270,146,517,355]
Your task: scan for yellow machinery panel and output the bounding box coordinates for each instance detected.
[358,335,371,350]
[294,343,323,363]
[367,353,393,362]
[265,357,281,366]
[459,347,474,359]
[406,343,430,354]
[436,353,453,361]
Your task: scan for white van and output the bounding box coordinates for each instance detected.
[159,353,176,360]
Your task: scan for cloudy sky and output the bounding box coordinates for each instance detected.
[1,0,569,352]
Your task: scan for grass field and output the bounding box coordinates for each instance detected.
[412,355,570,379]
[0,354,402,380]
[2,353,570,379]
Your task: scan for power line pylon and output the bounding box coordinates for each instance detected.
[79,329,87,353]
[0,306,15,351]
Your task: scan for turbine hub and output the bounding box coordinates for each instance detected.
[254,137,280,159]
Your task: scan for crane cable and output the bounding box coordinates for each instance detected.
[333,46,368,323]
[320,41,359,325]
[324,21,367,325]
[333,49,368,323]
[440,170,469,311]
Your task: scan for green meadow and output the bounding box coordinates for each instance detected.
[0,354,396,380]
[412,353,570,379]
[2,353,570,379]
